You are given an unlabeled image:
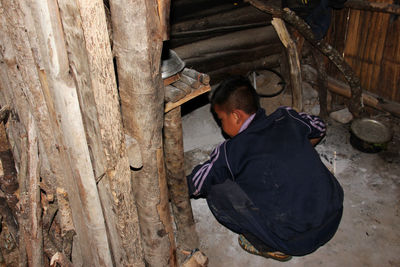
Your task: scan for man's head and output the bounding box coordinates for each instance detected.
[211,76,260,137]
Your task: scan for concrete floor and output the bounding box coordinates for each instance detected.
[182,102,400,267]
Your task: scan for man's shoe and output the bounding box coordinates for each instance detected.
[238,234,292,262]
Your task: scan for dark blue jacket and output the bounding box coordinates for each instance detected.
[187,107,344,255]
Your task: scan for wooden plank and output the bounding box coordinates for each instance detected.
[165,85,211,112]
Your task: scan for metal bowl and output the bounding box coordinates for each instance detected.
[350,118,392,153]
[161,50,185,79]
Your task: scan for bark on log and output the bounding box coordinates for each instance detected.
[17,135,28,266]
[111,0,176,266]
[344,0,400,15]
[56,188,76,259]
[271,18,303,111]
[246,0,364,117]
[26,113,43,267]
[163,107,199,263]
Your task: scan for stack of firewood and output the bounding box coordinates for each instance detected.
[165,68,210,106]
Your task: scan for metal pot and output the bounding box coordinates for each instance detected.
[350,118,392,153]
[161,49,185,79]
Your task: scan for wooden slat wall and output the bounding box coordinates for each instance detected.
[327,0,400,103]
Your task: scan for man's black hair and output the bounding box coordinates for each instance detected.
[211,75,260,114]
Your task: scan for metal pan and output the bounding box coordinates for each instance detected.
[350,118,393,153]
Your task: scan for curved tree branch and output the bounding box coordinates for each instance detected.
[246,0,363,117]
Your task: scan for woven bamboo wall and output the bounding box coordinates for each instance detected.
[327,1,400,103]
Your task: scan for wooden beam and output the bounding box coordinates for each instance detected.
[271,18,302,111]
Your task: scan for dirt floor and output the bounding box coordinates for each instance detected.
[182,100,400,267]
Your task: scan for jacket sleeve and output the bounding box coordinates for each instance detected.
[186,141,232,198]
[282,107,326,139]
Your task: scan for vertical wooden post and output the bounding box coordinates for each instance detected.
[157,0,171,41]
[110,0,177,265]
[164,107,199,263]
[312,49,329,118]
[272,18,303,111]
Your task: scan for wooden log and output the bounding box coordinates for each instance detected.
[165,85,188,103]
[344,0,400,15]
[111,0,177,265]
[17,134,28,266]
[26,112,43,267]
[174,26,279,60]
[271,18,302,111]
[182,68,210,85]
[171,5,272,36]
[170,23,271,48]
[180,73,202,89]
[171,80,193,94]
[183,43,283,74]
[163,107,199,263]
